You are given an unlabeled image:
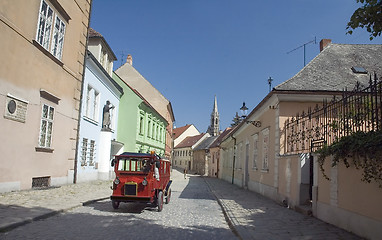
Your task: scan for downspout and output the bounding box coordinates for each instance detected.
[231,136,236,184]
[74,1,93,184]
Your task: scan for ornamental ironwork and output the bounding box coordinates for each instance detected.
[285,74,382,154]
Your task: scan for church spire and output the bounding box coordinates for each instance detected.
[207,95,219,136]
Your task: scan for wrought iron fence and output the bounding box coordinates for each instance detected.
[285,74,382,154]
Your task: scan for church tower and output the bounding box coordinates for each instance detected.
[207,95,219,136]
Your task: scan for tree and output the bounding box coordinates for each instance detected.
[347,0,382,40]
[230,112,241,127]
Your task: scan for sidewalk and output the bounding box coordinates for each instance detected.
[204,177,361,240]
[0,180,112,232]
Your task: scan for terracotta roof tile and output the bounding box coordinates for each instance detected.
[172,125,191,139]
[176,133,207,148]
[210,128,232,148]
[88,27,103,38]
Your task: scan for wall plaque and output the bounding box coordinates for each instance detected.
[4,95,28,123]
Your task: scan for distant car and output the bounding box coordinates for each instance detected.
[110,151,172,212]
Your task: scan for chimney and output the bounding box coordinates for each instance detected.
[126,54,133,65]
[320,39,331,52]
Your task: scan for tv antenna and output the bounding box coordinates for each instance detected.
[119,51,128,67]
[287,37,316,67]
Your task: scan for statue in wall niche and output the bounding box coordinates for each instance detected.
[102,100,114,130]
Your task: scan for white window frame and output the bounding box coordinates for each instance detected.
[81,138,88,166]
[36,0,66,60]
[88,140,96,166]
[262,128,270,171]
[253,134,258,170]
[38,104,54,148]
[84,85,100,122]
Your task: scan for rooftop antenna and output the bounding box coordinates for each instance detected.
[287,37,316,67]
[119,51,127,67]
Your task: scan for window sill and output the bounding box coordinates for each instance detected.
[33,40,63,67]
[261,169,269,173]
[35,147,54,153]
[252,167,258,171]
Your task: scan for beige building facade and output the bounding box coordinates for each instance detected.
[173,133,209,171]
[219,40,382,239]
[0,0,91,192]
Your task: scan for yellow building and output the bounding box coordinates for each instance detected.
[0,0,92,192]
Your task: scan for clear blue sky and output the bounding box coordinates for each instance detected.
[90,0,380,133]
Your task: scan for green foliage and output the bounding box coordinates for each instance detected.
[347,0,382,40]
[316,130,382,187]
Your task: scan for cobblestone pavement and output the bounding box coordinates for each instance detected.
[204,177,362,240]
[0,169,236,240]
[0,168,362,240]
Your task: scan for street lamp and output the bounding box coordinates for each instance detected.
[239,102,261,127]
[240,102,248,119]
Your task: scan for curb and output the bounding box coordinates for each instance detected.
[0,196,110,233]
[203,177,252,240]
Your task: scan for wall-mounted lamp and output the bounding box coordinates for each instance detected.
[240,102,261,127]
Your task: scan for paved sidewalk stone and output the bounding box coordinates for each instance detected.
[0,180,112,232]
[204,177,361,240]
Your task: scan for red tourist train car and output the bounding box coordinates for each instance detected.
[110,151,172,211]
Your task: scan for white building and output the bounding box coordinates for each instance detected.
[76,28,123,182]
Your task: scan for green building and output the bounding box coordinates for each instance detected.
[113,72,167,156]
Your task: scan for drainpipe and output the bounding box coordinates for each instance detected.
[74,1,93,184]
[231,136,236,184]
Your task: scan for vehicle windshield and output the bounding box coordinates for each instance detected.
[117,158,150,172]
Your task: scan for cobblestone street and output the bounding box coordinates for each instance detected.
[0,169,361,240]
[0,169,235,240]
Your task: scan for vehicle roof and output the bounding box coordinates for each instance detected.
[117,152,153,157]
[116,152,170,162]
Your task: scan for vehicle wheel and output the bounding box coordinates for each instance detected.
[112,200,120,209]
[165,188,171,204]
[157,191,163,212]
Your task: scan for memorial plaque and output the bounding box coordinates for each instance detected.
[4,95,28,123]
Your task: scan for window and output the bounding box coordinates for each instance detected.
[262,128,269,171]
[139,116,144,135]
[239,143,243,169]
[156,126,159,140]
[81,138,88,166]
[117,158,148,172]
[39,104,54,148]
[253,134,258,169]
[36,0,66,60]
[85,85,99,122]
[81,138,96,166]
[89,140,96,166]
[148,119,151,138]
[100,50,105,67]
